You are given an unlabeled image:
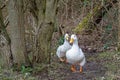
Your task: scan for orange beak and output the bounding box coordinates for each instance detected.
[70,38,74,43]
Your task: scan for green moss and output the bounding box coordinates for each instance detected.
[73,5,101,33]
[73,12,92,33]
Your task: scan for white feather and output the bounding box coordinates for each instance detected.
[66,34,86,66]
[56,34,71,58]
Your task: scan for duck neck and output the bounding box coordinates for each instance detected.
[64,39,69,45]
[72,40,79,48]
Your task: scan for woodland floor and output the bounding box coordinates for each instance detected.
[0,51,120,80]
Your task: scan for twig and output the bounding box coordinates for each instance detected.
[59,25,65,36]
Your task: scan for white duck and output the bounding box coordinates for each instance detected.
[56,33,71,62]
[66,34,86,72]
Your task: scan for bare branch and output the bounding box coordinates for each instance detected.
[59,25,65,36]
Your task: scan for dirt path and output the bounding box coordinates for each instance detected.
[47,52,107,80]
[0,52,119,80]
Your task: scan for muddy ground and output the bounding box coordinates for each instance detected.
[0,51,119,80]
[46,52,120,80]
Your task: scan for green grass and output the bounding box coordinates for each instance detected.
[97,51,120,80]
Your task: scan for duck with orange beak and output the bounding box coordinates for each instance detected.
[66,34,86,73]
[56,33,71,62]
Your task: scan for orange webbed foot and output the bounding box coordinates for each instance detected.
[71,65,76,72]
[80,66,83,73]
[59,58,65,62]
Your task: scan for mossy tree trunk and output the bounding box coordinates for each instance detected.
[7,0,30,67]
[74,0,118,33]
[29,0,59,63]
[0,4,13,68]
[37,0,58,63]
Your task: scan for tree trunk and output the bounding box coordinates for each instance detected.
[94,0,117,24]
[29,0,58,63]
[7,0,30,67]
[118,0,120,50]
[0,6,13,68]
[74,0,118,33]
[37,0,58,63]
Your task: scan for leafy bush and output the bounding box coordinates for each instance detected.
[58,36,64,45]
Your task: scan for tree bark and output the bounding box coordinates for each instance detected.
[118,0,120,50]
[37,0,58,63]
[74,0,118,33]
[0,5,13,68]
[29,0,59,63]
[94,0,118,24]
[7,0,30,67]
